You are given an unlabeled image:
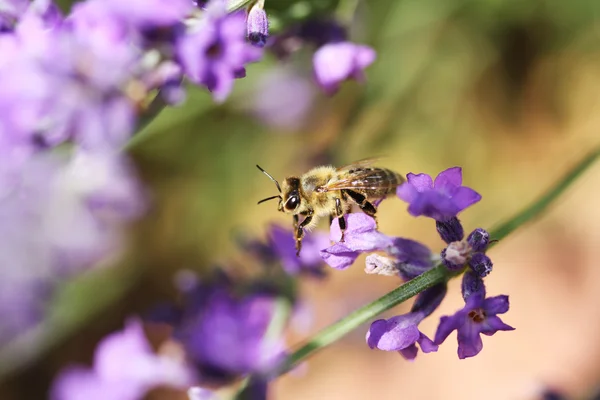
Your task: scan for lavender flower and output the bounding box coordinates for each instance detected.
[177,0,262,102]
[320,213,394,270]
[51,319,193,400]
[248,66,316,130]
[246,0,268,47]
[0,12,145,150]
[175,273,285,385]
[367,284,446,360]
[434,271,514,359]
[397,167,481,222]
[313,41,376,94]
[0,150,144,345]
[268,224,329,276]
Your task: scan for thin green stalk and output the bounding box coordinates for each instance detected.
[273,146,600,377]
[488,146,600,244]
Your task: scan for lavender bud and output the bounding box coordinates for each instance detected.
[461,270,486,301]
[466,228,489,252]
[436,217,464,244]
[469,252,493,278]
[247,1,268,48]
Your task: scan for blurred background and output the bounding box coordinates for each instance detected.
[2,0,600,398]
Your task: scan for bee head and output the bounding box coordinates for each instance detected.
[280,178,301,214]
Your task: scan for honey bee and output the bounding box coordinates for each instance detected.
[256,160,405,255]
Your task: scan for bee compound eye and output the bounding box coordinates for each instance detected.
[285,195,299,210]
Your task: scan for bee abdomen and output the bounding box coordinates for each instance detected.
[360,168,405,197]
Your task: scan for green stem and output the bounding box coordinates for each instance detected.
[277,264,447,375]
[488,146,600,244]
[273,145,600,377]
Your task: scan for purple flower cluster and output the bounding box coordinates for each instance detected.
[317,167,513,360]
[52,270,287,399]
[51,319,193,400]
[0,0,266,348]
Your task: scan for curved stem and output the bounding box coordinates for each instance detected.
[271,145,600,377]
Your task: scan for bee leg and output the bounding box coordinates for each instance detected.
[335,198,346,242]
[293,214,299,232]
[296,211,314,256]
[344,190,378,227]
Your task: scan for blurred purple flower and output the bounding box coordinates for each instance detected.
[268,224,329,277]
[320,213,394,270]
[51,319,193,400]
[177,0,262,102]
[249,66,316,130]
[0,0,60,31]
[397,167,481,222]
[434,271,514,359]
[367,284,446,360]
[176,275,285,385]
[313,41,376,94]
[0,150,145,344]
[0,14,144,150]
[92,0,193,28]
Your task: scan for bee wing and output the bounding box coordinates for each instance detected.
[335,157,383,172]
[319,168,400,192]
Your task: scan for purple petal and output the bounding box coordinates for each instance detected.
[407,191,458,220]
[396,181,418,203]
[483,295,509,315]
[434,167,462,193]
[355,45,376,69]
[50,367,139,400]
[320,243,358,270]
[343,231,393,252]
[406,173,433,192]
[480,316,515,335]
[366,319,388,349]
[398,344,418,360]
[456,322,483,359]
[417,332,438,353]
[450,186,481,211]
[434,313,463,345]
[365,314,421,351]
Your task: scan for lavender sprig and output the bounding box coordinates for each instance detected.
[264,145,600,377]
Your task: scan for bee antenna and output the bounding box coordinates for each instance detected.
[256,165,282,193]
[257,195,281,205]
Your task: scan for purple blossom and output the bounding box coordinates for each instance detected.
[51,319,193,400]
[248,66,316,130]
[268,224,329,277]
[367,284,446,360]
[0,0,60,31]
[397,167,481,222]
[313,41,376,94]
[320,213,393,270]
[177,0,262,102]
[0,151,145,344]
[0,13,144,150]
[175,275,285,384]
[434,272,514,359]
